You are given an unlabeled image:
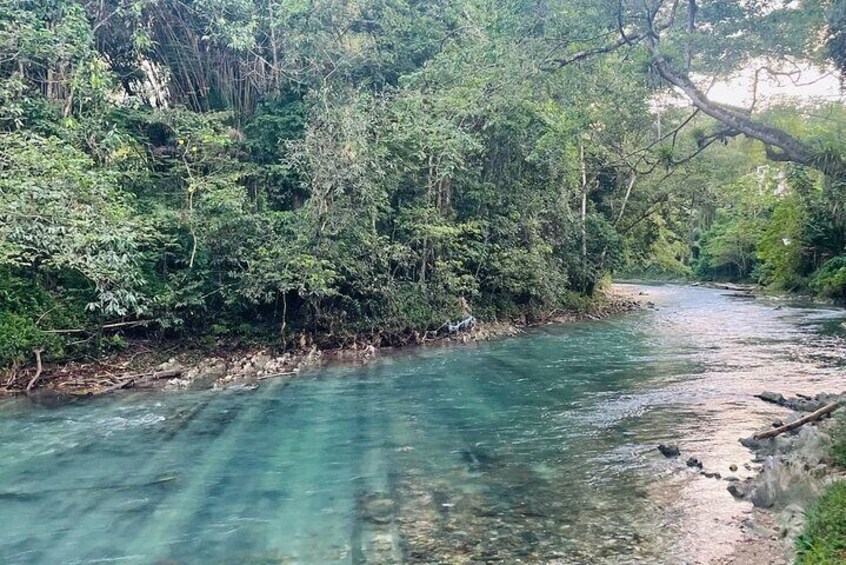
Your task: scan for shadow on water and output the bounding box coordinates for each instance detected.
[0,284,845,564]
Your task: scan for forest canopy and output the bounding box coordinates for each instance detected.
[1,0,846,367]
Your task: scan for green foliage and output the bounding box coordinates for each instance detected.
[756,194,808,291]
[0,312,48,366]
[795,416,846,563]
[0,133,148,316]
[811,257,846,300]
[2,0,845,371]
[828,414,846,469]
[796,481,846,565]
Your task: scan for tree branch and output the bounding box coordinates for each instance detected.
[645,40,846,180]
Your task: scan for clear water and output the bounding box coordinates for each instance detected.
[1,284,845,564]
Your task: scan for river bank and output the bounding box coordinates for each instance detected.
[717,392,846,564]
[0,286,643,399]
[0,284,844,563]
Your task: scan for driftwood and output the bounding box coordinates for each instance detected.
[42,320,153,335]
[97,368,183,395]
[752,402,841,440]
[25,348,44,393]
[257,371,297,381]
[706,282,756,292]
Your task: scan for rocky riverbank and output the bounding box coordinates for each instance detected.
[2,286,643,399]
[718,392,846,564]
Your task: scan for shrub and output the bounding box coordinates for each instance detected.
[811,257,846,300]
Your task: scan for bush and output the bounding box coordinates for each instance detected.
[810,257,846,301]
[0,312,59,366]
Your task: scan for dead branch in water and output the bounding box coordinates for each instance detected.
[41,320,153,335]
[752,402,841,441]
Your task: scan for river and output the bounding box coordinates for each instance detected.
[1,284,845,564]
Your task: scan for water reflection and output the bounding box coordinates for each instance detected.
[0,284,844,564]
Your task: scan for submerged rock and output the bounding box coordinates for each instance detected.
[686,457,703,469]
[755,390,846,413]
[223,383,259,393]
[459,447,496,471]
[657,444,680,458]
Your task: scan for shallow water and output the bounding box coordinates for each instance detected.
[1,284,845,564]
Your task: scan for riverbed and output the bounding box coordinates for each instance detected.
[1,284,845,564]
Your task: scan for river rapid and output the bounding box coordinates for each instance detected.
[1,284,845,564]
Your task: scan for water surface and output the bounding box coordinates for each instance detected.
[1,284,845,564]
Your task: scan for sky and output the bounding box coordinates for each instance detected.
[705,61,844,108]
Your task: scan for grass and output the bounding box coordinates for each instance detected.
[795,482,846,564]
[830,414,846,468]
[795,415,846,564]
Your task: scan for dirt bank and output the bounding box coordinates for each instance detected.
[1,286,643,399]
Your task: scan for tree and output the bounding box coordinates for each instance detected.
[554,0,846,179]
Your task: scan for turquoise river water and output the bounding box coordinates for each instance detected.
[1,284,845,564]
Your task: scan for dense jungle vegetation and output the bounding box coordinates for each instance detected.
[2,0,846,369]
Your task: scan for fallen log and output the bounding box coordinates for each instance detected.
[706,282,756,292]
[97,368,183,395]
[42,320,153,335]
[752,402,841,441]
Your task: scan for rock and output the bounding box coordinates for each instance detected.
[740,437,763,449]
[460,447,496,471]
[658,444,680,458]
[749,482,776,509]
[727,483,746,498]
[686,457,703,469]
[780,504,807,539]
[163,378,190,391]
[756,391,786,406]
[251,353,271,372]
[156,358,182,373]
[772,419,784,428]
[702,471,721,479]
[361,496,395,524]
[756,390,846,413]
